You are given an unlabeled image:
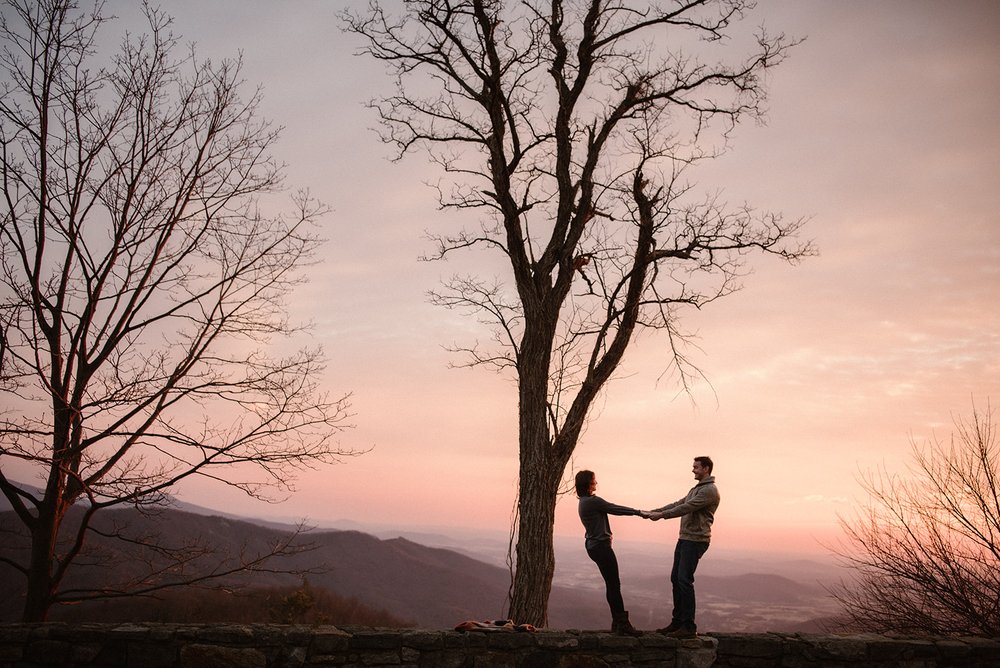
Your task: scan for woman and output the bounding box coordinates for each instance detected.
[575,469,643,636]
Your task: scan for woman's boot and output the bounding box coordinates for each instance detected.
[612,611,642,636]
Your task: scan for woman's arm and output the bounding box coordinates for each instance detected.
[595,496,643,516]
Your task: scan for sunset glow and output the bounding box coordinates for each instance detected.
[10,0,998,561]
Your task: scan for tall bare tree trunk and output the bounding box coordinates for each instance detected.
[508,319,569,627]
[509,450,561,626]
[23,505,57,622]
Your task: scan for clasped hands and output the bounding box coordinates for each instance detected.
[639,510,665,521]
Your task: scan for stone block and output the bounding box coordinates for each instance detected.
[781,635,821,662]
[307,653,350,665]
[358,649,402,664]
[963,636,1000,665]
[73,642,103,666]
[677,645,716,668]
[534,633,578,650]
[274,644,307,668]
[933,640,973,661]
[110,624,153,639]
[94,641,127,667]
[892,638,937,660]
[400,630,445,650]
[174,626,210,641]
[816,636,868,660]
[712,633,783,659]
[350,630,404,650]
[24,639,72,665]
[598,634,641,649]
[0,644,23,662]
[573,633,601,651]
[631,648,675,664]
[557,654,608,668]
[446,631,488,648]
[145,626,177,641]
[486,631,535,649]
[128,641,179,668]
[179,643,266,668]
[517,649,563,668]
[865,637,914,662]
[190,624,255,644]
[275,624,316,645]
[638,633,673,648]
[310,628,351,654]
[305,654,354,666]
[417,649,467,668]
[0,626,32,643]
[600,652,630,665]
[471,650,516,668]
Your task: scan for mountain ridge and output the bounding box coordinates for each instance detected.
[0,493,840,631]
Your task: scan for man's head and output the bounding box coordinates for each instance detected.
[692,456,713,480]
[575,470,596,497]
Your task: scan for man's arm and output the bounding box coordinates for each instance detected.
[650,497,685,514]
[650,487,719,519]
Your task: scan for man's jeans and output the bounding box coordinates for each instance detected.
[671,539,710,630]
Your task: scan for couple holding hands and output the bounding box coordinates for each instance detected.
[575,457,720,638]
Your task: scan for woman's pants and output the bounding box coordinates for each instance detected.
[587,541,625,614]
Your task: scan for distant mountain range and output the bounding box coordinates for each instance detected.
[0,503,605,628]
[0,496,843,631]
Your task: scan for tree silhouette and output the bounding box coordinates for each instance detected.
[345,0,812,625]
[830,401,1000,637]
[0,0,358,621]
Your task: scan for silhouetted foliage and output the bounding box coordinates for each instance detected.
[270,581,323,624]
[829,401,1000,637]
[0,0,359,621]
[43,580,410,627]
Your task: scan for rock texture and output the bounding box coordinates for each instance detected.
[0,624,997,667]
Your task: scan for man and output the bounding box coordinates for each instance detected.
[647,456,720,638]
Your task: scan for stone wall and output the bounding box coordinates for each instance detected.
[1,624,998,667]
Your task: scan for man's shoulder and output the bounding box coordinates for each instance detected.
[696,477,720,497]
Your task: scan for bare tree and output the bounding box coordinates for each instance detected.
[0,0,357,621]
[829,402,1000,637]
[345,0,812,625]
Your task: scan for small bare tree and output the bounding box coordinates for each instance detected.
[0,0,357,621]
[830,402,1000,637]
[345,0,813,625]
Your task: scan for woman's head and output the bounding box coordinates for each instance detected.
[575,470,595,497]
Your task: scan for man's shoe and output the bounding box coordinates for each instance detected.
[666,626,697,638]
[656,621,680,634]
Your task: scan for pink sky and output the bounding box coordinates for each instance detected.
[82,1,1000,556]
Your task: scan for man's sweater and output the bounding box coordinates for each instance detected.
[653,476,720,542]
